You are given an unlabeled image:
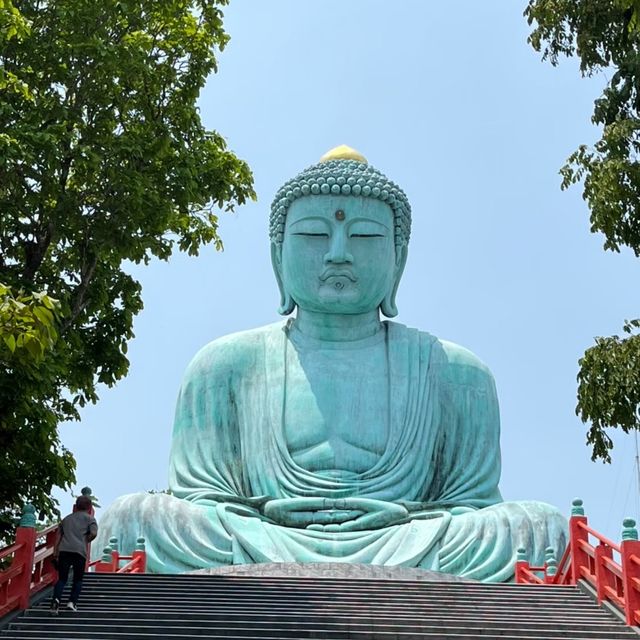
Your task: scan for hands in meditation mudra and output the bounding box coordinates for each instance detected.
[97,146,566,579]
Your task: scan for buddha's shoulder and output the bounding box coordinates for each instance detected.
[433,338,491,372]
[390,322,494,382]
[183,321,287,379]
[432,337,494,388]
[428,340,495,396]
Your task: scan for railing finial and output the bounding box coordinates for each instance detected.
[516,547,528,562]
[545,546,558,577]
[571,498,585,516]
[135,537,146,551]
[109,536,119,551]
[101,546,112,562]
[622,518,638,541]
[19,504,36,528]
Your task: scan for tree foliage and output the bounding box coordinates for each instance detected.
[526,0,640,461]
[0,283,59,359]
[577,321,640,460]
[0,0,30,97]
[0,0,254,539]
[0,284,73,540]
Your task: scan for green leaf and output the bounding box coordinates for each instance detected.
[32,305,53,326]
[3,333,16,352]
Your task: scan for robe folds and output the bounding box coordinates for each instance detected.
[96,321,567,580]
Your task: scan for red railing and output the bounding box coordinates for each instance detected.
[88,537,147,574]
[0,502,147,620]
[516,499,640,627]
[0,507,57,618]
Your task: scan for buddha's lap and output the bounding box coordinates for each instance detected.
[95,492,567,577]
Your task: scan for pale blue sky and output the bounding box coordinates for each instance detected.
[58,1,640,544]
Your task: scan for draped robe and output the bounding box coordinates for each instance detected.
[96,321,567,580]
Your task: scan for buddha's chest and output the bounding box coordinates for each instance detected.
[282,343,389,474]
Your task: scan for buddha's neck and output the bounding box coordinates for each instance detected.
[293,309,383,342]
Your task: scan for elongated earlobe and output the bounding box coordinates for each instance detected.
[380,244,408,318]
[270,243,296,316]
[279,291,295,316]
[380,293,398,318]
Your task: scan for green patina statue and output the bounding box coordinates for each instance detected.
[97,146,566,579]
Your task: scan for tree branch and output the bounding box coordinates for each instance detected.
[62,254,98,331]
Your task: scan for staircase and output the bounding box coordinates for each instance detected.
[2,573,639,639]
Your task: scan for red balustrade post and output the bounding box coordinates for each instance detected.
[569,498,589,584]
[594,543,614,605]
[40,525,60,588]
[621,518,640,626]
[131,537,147,573]
[110,549,119,572]
[108,537,120,572]
[515,547,529,583]
[9,505,37,611]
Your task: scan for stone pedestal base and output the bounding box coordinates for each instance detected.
[190,562,474,582]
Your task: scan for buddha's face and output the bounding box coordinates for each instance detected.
[275,195,405,315]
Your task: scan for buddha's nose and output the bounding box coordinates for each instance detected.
[324,232,354,265]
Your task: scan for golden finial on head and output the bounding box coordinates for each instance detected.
[319,145,368,164]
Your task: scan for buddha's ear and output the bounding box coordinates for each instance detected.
[380,244,408,318]
[270,242,296,316]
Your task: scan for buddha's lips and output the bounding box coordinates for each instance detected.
[320,269,357,282]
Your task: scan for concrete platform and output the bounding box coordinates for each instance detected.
[190,561,474,581]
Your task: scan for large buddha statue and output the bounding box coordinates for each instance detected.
[96,146,567,580]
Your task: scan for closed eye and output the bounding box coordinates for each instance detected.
[292,232,329,237]
[350,233,385,238]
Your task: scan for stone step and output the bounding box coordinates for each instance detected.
[28,608,617,626]
[79,575,578,592]
[26,609,617,626]
[52,593,611,611]
[39,602,613,619]
[78,574,575,588]
[23,609,620,623]
[75,583,588,599]
[20,607,628,629]
[67,581,596,599]
[10,618,636,637]
[42,603,610,621]
[1,629,637,640]
[72,593,592,607]
[72,586,586,603]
